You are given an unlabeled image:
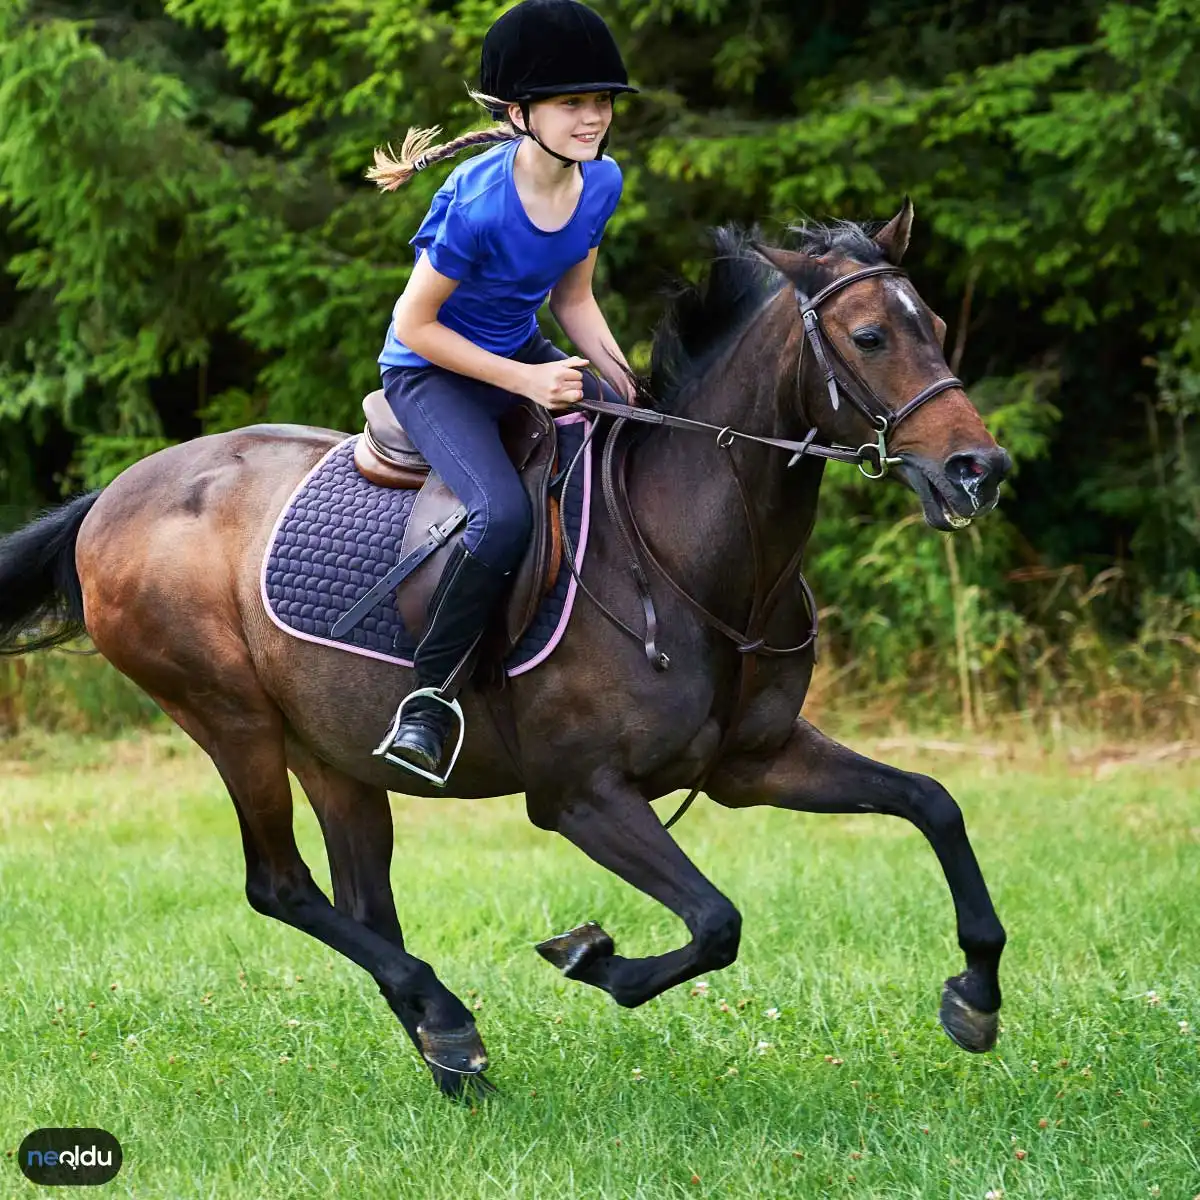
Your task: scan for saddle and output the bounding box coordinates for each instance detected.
[350,390,564,651]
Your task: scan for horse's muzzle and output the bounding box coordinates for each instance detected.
[899,445,1011,531]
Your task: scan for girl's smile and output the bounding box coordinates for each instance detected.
[514,92,613,163]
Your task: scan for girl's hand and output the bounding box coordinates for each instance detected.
[518,357,590,410]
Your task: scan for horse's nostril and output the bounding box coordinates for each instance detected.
[945,448,1010,489]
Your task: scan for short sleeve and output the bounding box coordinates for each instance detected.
[409,177,480,280]
[588,158,624,249]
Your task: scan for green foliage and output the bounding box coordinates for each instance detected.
[1,0,1197,730]
[0,650,163,735]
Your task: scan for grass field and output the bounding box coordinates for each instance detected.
[1,729,1198,1199]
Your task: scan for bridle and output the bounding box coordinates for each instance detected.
[556,262,963,827]
[795,262,962,479]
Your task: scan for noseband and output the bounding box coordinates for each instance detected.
[796,263,962,478]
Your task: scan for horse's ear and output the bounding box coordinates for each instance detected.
[749,241,809,279]
[874,197,914,265]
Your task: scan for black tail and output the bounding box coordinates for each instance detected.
[0,492,103,655]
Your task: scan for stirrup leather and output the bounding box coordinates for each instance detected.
[373,687,466,788]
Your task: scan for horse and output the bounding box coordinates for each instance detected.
[0,202,1010,1099]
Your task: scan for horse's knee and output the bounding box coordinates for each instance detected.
[695,901,742,970]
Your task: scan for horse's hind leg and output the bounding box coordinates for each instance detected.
[158,692,490,1099]
[708,717,1006,1053]
[285,742,494,1096]
[531,768,743,1008]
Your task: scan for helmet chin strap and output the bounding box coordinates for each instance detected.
[518,100,605,168]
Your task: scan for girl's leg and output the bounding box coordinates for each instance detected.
[383,366,531,574]
[377,367,530,779]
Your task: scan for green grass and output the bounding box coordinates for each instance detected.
[1,730,1198,1199]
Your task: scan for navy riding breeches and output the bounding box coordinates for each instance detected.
[381,333,621,574]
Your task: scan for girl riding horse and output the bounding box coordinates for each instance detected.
[368,0,637,781]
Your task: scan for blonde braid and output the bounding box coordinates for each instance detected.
[367,124,517,192]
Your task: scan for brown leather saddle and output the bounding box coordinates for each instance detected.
[344,389,564,651]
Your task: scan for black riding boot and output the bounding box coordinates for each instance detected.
[375,542,509,780]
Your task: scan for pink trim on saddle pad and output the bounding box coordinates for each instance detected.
[258,414,593,675]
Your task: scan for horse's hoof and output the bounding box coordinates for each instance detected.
[417,1021,489,1075]
[536,921,615,978]
[939,981,999,1053]
[431,1064,499,1103]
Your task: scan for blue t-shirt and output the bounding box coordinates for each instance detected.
[379,138,623,369]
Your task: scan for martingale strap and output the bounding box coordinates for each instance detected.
[562,399,820,832]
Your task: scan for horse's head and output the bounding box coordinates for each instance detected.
[755,201,1010,530]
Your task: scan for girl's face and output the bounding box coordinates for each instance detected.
[511,92,614,161]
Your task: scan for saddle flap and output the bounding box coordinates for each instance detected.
[395,474,461,631]
[502,404,558,647]
[498,401,552,473]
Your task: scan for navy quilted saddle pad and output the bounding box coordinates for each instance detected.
[260,414,592,675]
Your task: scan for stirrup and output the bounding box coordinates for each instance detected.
[373,687,466,788]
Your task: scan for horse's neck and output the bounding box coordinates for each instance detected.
[627,301,822,630]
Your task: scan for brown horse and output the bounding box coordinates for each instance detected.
[0,204,1010,1098]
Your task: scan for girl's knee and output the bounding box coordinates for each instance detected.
[477,490,532,573]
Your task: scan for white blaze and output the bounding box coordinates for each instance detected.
[890,279,922,320]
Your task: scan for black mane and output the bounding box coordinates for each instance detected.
[648,221,886,413]
[648,227,780,414]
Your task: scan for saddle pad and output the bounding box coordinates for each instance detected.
[260,414,592,675]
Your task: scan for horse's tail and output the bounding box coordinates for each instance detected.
[0,492,102,655]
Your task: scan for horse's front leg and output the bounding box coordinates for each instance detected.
[708,717,1006,1053]
[529,767,742,1008]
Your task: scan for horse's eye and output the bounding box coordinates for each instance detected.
[852,328,884,351]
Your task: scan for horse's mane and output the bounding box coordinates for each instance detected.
[648,221,886,413]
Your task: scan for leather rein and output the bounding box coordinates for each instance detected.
[555,262,962,829]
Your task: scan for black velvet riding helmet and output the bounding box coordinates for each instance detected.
[479,0,638,105]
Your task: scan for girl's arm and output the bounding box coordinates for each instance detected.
[395,256,583,409]
[549,249,637,403]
